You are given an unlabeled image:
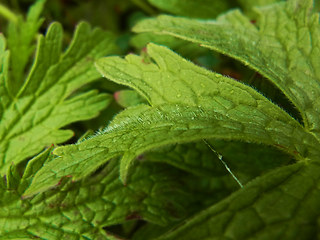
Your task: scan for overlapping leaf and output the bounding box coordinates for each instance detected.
[147,0,230,18]
[6,0,45,95]
[2,0,319,239]
[114,89,147,108]
[0,19,117,174]
[146,139,292,184]
[1,148,193,239]
[130,33,211,61]
[133,0,320,137]
[144,142,227,178]
[237,0,282,16]
[0,34,9,116]
[25,42,320,195]
[113,91,280,184]
[125,1,320,238]
[155,161,320,240]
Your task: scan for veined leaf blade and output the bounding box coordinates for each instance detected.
[155,161,320,240]
[133,0,320,137]
[2,153,192,239]
[6,0,46,96]
[0,21,116,174]
[25,43,320,193]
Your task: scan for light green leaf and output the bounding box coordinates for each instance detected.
[26,43,320,193]
[130,33,209,59]
[2,151,192,239]
[114,89,147,108]
[133,0,320,137]
[6,0,46,96]
[0,34,10,117]
[156,161,320,240]
[0,3,18,23]
[0,21,116,174]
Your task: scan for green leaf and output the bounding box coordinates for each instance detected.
[0,3,19,23]
[142,142,242,208]
[0,21,116,174]
[130,33,209,59]
[237,0,283,17]
[143,142,227,178]
[2,152,192,239]
[147,0,231,18]
[238,0,281,7]
[6,0,46,96]
[146,139,293,184]
[131,0,156,15]
[114,89,147,108]
[155,161,320,240]
[133,223,169,240]
[0,34,10,118]
[133,0,320,137]
[26,43,320,193]
[207,139,293,184]
[132,174,239,240]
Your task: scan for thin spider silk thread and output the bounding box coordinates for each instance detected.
[203,139,243,188]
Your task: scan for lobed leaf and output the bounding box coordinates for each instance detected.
[133,0,320,138]
[2,151,192,239]
[26,43,320,193]
[2,1,319,239]
[0,21,116,174]
[6,0,46,96]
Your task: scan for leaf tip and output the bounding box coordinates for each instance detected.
[52,147,63,156]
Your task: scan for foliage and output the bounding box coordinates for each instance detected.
[0,0,319,239]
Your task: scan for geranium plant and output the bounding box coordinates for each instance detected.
[0,0,319,239]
